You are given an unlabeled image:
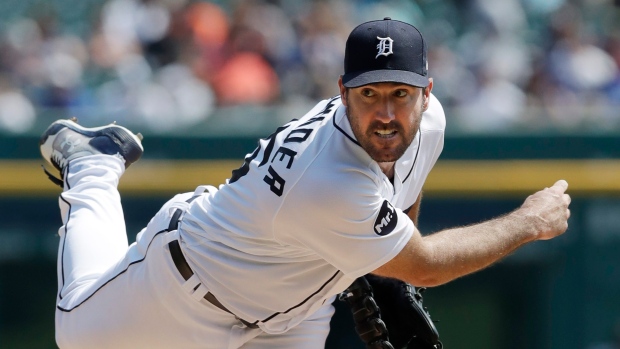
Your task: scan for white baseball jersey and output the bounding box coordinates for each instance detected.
[179,93,445,334]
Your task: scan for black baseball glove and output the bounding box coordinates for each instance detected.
[339,274,443,349]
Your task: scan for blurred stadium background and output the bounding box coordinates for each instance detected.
[1,0,619,348]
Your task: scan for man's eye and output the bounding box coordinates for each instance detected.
[394,90,407,97]
[361,89,375,97]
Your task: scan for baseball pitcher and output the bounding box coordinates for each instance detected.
[40,18,570,349]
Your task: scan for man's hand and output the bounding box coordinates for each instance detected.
[515,179,571,241]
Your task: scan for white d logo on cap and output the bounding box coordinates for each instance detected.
[376,36,394,58]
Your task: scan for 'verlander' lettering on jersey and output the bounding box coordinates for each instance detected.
[374,200,398,235]
[230,96,339,196]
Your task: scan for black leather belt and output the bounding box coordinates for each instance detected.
[168,194,258,328]
[168,208,259,329]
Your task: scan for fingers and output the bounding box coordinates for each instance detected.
[540,180,569,199]
[551,179,568,193]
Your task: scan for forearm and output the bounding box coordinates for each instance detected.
[375,210,537,287]
[414,212,536,285]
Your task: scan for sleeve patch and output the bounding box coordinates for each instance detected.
[374,200,398,236]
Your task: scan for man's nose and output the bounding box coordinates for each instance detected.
[375,98,395,123]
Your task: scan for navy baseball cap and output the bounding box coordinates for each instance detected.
[342,18,429,88]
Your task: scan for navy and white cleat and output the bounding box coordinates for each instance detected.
[39,118,144,187]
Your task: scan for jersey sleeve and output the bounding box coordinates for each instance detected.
[273,168,414,279]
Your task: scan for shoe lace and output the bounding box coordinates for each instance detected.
[50,152,67,171]
[42,153,67,188]
[41,165,64,188]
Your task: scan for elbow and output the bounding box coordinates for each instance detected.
[406,270,447,288]
[374,235,453,287]
[403,242,450,287]
[404,246,454,287]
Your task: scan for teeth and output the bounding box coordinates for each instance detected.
[376,130,394,135]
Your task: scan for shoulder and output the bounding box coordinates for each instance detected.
[275,160,386,240]
[296,95,343,122]
[296,157,380,202]
[280,153,383,220]
[421,93,446,132]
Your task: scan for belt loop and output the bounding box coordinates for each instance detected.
[191,284,209,301]
[168,190,208,232]
[163,230,180,244]
[168,208,184,231]
[193,185,213,196]
[181,274,201,293]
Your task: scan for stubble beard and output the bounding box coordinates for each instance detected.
[347,106,421,164]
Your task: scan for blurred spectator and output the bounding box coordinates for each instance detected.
[211,52,279,105]
[184,1,229,82]
[0,74,36,133]
[208,0,282,105]
[2,11,88,111]
[296,0,352,99]
[89,0,216,130]
[0,0,618,134]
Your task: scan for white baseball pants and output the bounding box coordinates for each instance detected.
[53,155,334,349]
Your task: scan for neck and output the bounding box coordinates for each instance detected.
[379,162,395,181]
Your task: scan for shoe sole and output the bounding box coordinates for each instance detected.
[40,119,144,168]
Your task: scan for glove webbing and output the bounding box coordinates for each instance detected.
[339,277,395,349]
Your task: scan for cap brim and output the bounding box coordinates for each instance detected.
[342,70,429,88]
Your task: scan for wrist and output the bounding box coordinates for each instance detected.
[508,208,540,243]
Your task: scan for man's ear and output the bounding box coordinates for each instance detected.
[422,78,433,111]
[338,76,348,107]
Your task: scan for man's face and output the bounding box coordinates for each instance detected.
[339,78,432,164]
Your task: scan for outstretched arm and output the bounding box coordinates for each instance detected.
[374,180,571,287]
